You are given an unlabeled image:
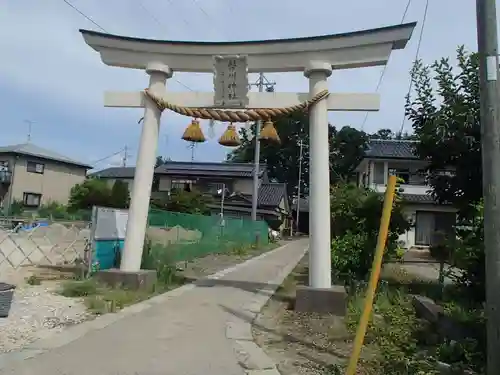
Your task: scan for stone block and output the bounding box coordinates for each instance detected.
[95,269,157,291]
[294,285,347,315]
[412,295,443,323]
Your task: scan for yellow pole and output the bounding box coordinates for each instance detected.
[345,175,398,375]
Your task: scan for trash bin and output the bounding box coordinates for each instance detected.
[0,282,16,318]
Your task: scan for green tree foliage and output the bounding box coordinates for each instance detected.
[151,189,212,215]
[109,180,131,209]
[227,112,369,196]
[330,183,410,282]
[405,46,480,217]
[68,178,112,211]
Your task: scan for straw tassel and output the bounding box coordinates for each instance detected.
[182,119,206,143]
[218,123,241,147]
[259,120,281,144]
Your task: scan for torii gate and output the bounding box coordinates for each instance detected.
[80,22,415,291]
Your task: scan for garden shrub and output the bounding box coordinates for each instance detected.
[330,182,410,283]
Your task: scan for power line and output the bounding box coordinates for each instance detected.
[62,0,194,91]
[137,0,168,33]
[91,148,127,166]
[398,0,430,135]
[62,0,107,32]
[360,0,413,131]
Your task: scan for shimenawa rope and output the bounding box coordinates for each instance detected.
[143,88,329,122]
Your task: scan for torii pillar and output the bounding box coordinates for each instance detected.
[80,22,416,294]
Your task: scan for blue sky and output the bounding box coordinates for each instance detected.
[0,0,485,170]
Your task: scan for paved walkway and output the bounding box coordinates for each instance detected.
[0,239,308,375]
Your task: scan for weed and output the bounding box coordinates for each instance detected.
[59,279,99,297]
[26,275,41,285]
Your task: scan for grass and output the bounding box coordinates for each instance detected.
[57,239,280,316]
[58,278,176,315]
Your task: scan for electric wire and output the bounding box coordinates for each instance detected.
[61,0,194,91]
[360,0,413,131]
[91,148,127,166]
[398,0,430,135]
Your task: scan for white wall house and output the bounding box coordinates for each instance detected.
[355,139,457,249]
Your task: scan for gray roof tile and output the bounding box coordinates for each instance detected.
[89,167,135,178]
[227,183,287,208]
[155,161,267,178]
[91,162,268,179]
[0,143,92,168]
[365,139,418,159]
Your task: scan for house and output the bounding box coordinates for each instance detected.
[355,139,457,248]
[0,143,92,212]
[91,161,291,232]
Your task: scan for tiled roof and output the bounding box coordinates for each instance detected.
[155,161,267,178]
[89,167,135,178]
[236,183,287,207]
[402,193,440,204]
[0,143,92,168]
[258,183,287,206]
[365,139,418,159]
[91,162,268,179]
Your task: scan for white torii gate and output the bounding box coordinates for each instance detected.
[81,22,415,289]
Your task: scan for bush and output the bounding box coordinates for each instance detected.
[151,189,212,215]
[141,237,178,285]
[446,201,484,304]
[330,182,410,283]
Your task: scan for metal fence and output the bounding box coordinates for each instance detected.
[0,218,91,275]
[0,209,270,275]
[146,209,269,263]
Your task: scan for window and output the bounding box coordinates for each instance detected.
[171,180,193,192]
[26,161,44,174]
[23,192,42,207]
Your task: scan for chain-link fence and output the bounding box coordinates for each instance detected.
[146,209,269,263]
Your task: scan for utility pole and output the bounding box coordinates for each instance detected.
[295,140,304,232]
[24,120,34,143]
[476,0,500,373]
[250,73,276,221]
[122,146,128,167]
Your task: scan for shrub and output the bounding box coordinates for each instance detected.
[330,182,410,283]
[68,178,112,211]
[59,279,99,297]
[141,237,177,285]
[447,201,484,304]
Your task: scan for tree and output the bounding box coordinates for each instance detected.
[228,113,368,196]
[109,180,130,208]
[68,178,111,211]
[370,128,394,139]
[228,112,312,197]
[405,46,481,217]
[330,126,369,182]
[151,189,212,215]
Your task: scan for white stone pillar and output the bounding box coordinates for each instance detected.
[305,62,332,289]
[120,63,172,272]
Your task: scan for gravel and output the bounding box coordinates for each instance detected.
[0,283,91,353]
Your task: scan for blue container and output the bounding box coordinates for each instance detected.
[94,240,124,270]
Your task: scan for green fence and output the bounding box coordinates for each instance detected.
[147,209,269,262]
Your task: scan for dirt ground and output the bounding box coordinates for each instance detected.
[252,258,354,375]
[252,257,435,375]
[178,241,282,280]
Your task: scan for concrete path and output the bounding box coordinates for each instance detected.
[0,239,308,375]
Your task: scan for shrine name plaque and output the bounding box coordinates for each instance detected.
[213,55,249,108]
